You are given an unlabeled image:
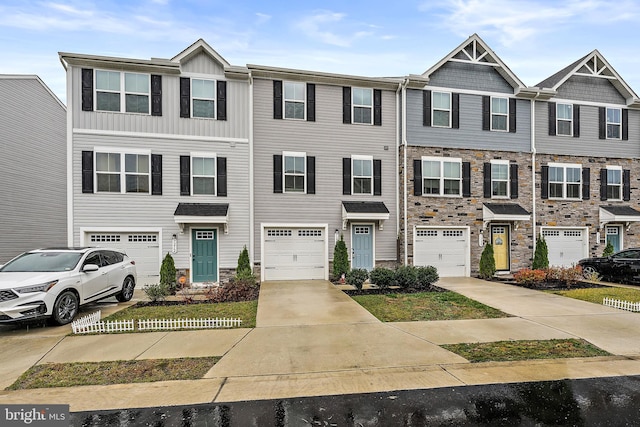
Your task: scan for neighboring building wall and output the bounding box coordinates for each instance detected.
[0,76,66,262]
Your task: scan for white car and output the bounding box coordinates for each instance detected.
[0,247,137,325]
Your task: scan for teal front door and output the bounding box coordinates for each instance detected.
[192,229,217,282]
[606,226,621,253]
[352,225,373,271]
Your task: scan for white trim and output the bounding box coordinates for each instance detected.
[190,77,217,119]
[350,223,376,270]
[282,151,307,193]
[431,90,452,128]
[180,71,225,80]
[74,128,249,144]
[605,166,623,201]
[489,160,510,199]
[66,63,74,246]
[283,81,306,120]
[539,226,589,266]
[547,97,628,109]
[413,225,471,277]
[351,155,374,195]
[420,156,463,197]
[605,107,622,140]
[490,223,511,271]
[605,224,624,251]
[425,85,516,99]
[351,87,374,125]
[547,163,582,200]
[94,69,151,115]
[556,103,574,137]
[93,148,152,195]
[190,153,217,196]
[490,96,509,132]
[249,72,255,269]
[189,226,220,284]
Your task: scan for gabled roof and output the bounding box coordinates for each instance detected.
[0,75,66,110]
[535,50,640,107]
[172,38,230,68]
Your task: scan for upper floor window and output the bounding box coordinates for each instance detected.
[491,161,509,198]
[557,103,573,136]
[352,156,373,194]
[284,82,305,120]
[548,164,581,199]
[191,79,215,119]
[284,152,306,192]
[352,88,373,124]
[95,70,150,114]
[432,92,451,128]
[191,155,216,195]
[606,166,622,200]
[95,150,150,193]
[607,108,621,139]
[491,97,508,131]
[422,157,462,196]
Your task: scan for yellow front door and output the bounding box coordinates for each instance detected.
[492,225,509,270]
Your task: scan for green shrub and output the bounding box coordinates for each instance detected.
[478,243,496,279]
[415,266,439,289]
[602,241,615,257]
[346,268,369,290]
[333,235,350,280]
[159,253,177,293]
[143,282,170,302]
[369,267,395,289]
[395,265,418,289]
[533,236,549,270]
[235,246,255,283]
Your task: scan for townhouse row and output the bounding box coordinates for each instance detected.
[56,34,640,285]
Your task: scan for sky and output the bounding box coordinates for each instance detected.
[2,0,640,104]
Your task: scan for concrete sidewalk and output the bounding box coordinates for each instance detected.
[2,278,640,412]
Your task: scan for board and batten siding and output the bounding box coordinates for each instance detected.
[180,51,225,75]
[406,90,531,152]
[252,78,398,262]
[0,77,66,262]
[428,61,514,94]
[72,133,250,270]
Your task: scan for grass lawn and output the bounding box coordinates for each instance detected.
[104,300,258,328]
[351,291,508,322]
[442,339,609,363]
[7,357,218,390]
[547,286,640,306]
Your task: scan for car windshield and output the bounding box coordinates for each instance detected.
[0,252,83,272]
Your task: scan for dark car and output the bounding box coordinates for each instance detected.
[578,248,640,284]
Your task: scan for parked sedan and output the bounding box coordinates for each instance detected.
[0,247,136,325]
[578,248,640,284]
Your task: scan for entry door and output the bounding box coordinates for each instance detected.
[192,229,217,282]
[606,226,621,253]
[491,225,510,271]
[352,225,373,271]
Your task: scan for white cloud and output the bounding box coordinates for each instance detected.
[255,12,271,25]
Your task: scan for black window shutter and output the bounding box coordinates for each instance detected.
[81,68,93,112]
[273,155,282,193]
[541,166,549,199]
[273,80,283,120]
[548,102,556,136]
[180,155,191,195]
[373,89,382,126]
[600,168,608,201]
[510,163,519,199]
[342,158,351,194]
[217,157,227,197]
[217,81,227,121]
[622,109,629,140]
[598,107,606,139]
[582,168,590,200]
[343,87,351,124]
[573,104,580,138]
[483,163,491,198]
[373,159,382,196]
[423,90,431,127]
[508,98,516,133]
[151,154,162,195]
[180,78,190,118]
[82,150,94,193]
[482,96,490,131]
[462,162,471,197]
[306,83,315,122]
[623,169,631,201]
[452,93,460,129]
[413,159,422,196]
[307,156,315,194]
[151,75,162,116]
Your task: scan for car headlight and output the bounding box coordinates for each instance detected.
[14,281,58,294]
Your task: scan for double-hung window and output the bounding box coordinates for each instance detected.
[491,161,509,198]
[548,163,581,199]
[607,108,621,139]
[422,157,462,196]
[95,150,150,193]
[95,70,150,114]
[352,156,373,194]
[557,103,573,136]
[191,155,216,195]
[432,91,451,127]
[491,97,508,131]
[284,82,305,119]
[606,166,622,200]
[283,152,305,192]
[191,79,215,119]
[352,88,373,124]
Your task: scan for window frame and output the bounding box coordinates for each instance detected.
[351,87,373,125]
[282,151,306,193]
[606,165,623,201]
[190,152,217,196]
[352,155,373,195]
[431,91,451,128]
[94,148,151,194]
[421,156,463,197]
[490,160,510,199]
[548,163,582,200]
[191,78,216,119]
[606,107,622,140]
[283,81,306,120]
[490,96,508,132]
[556,103,573,136]
[94,70,150,114]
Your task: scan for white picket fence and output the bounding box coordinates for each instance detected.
[603,297,640,312]
[72,311,242,334]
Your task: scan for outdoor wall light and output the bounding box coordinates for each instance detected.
[172,234,178,254]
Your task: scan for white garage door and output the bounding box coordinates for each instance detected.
[88,233,160,286]
[414,228,469,277]
[541,228,588,267]
[263,228,326,281]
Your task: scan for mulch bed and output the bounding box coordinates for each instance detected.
[491,278,608,291]
[341,285,446,296]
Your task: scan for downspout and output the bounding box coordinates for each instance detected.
[395,81,402,263]
[402,79,409,265]
[531,96,537,256]
[60,57,74,247]
[249,71,255,269]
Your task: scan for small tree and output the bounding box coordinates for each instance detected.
[533,236,549,270]
[479,243,496,279]
[235,245,256,284]
[602,241,615,257]
[159,252,177,293]
[333,234,349,280]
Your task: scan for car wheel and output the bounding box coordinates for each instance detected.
[116,276,135,302]
[52,290,79,325]
[582,265,599,279]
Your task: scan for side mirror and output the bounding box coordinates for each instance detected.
[82,264,99,272]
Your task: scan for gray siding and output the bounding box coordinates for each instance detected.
[428,62,513,93]
[406,89,531,152]
[0,77,66,262]
[180,52,225,75]
[252,79,398,262]
[556,75,626,104]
